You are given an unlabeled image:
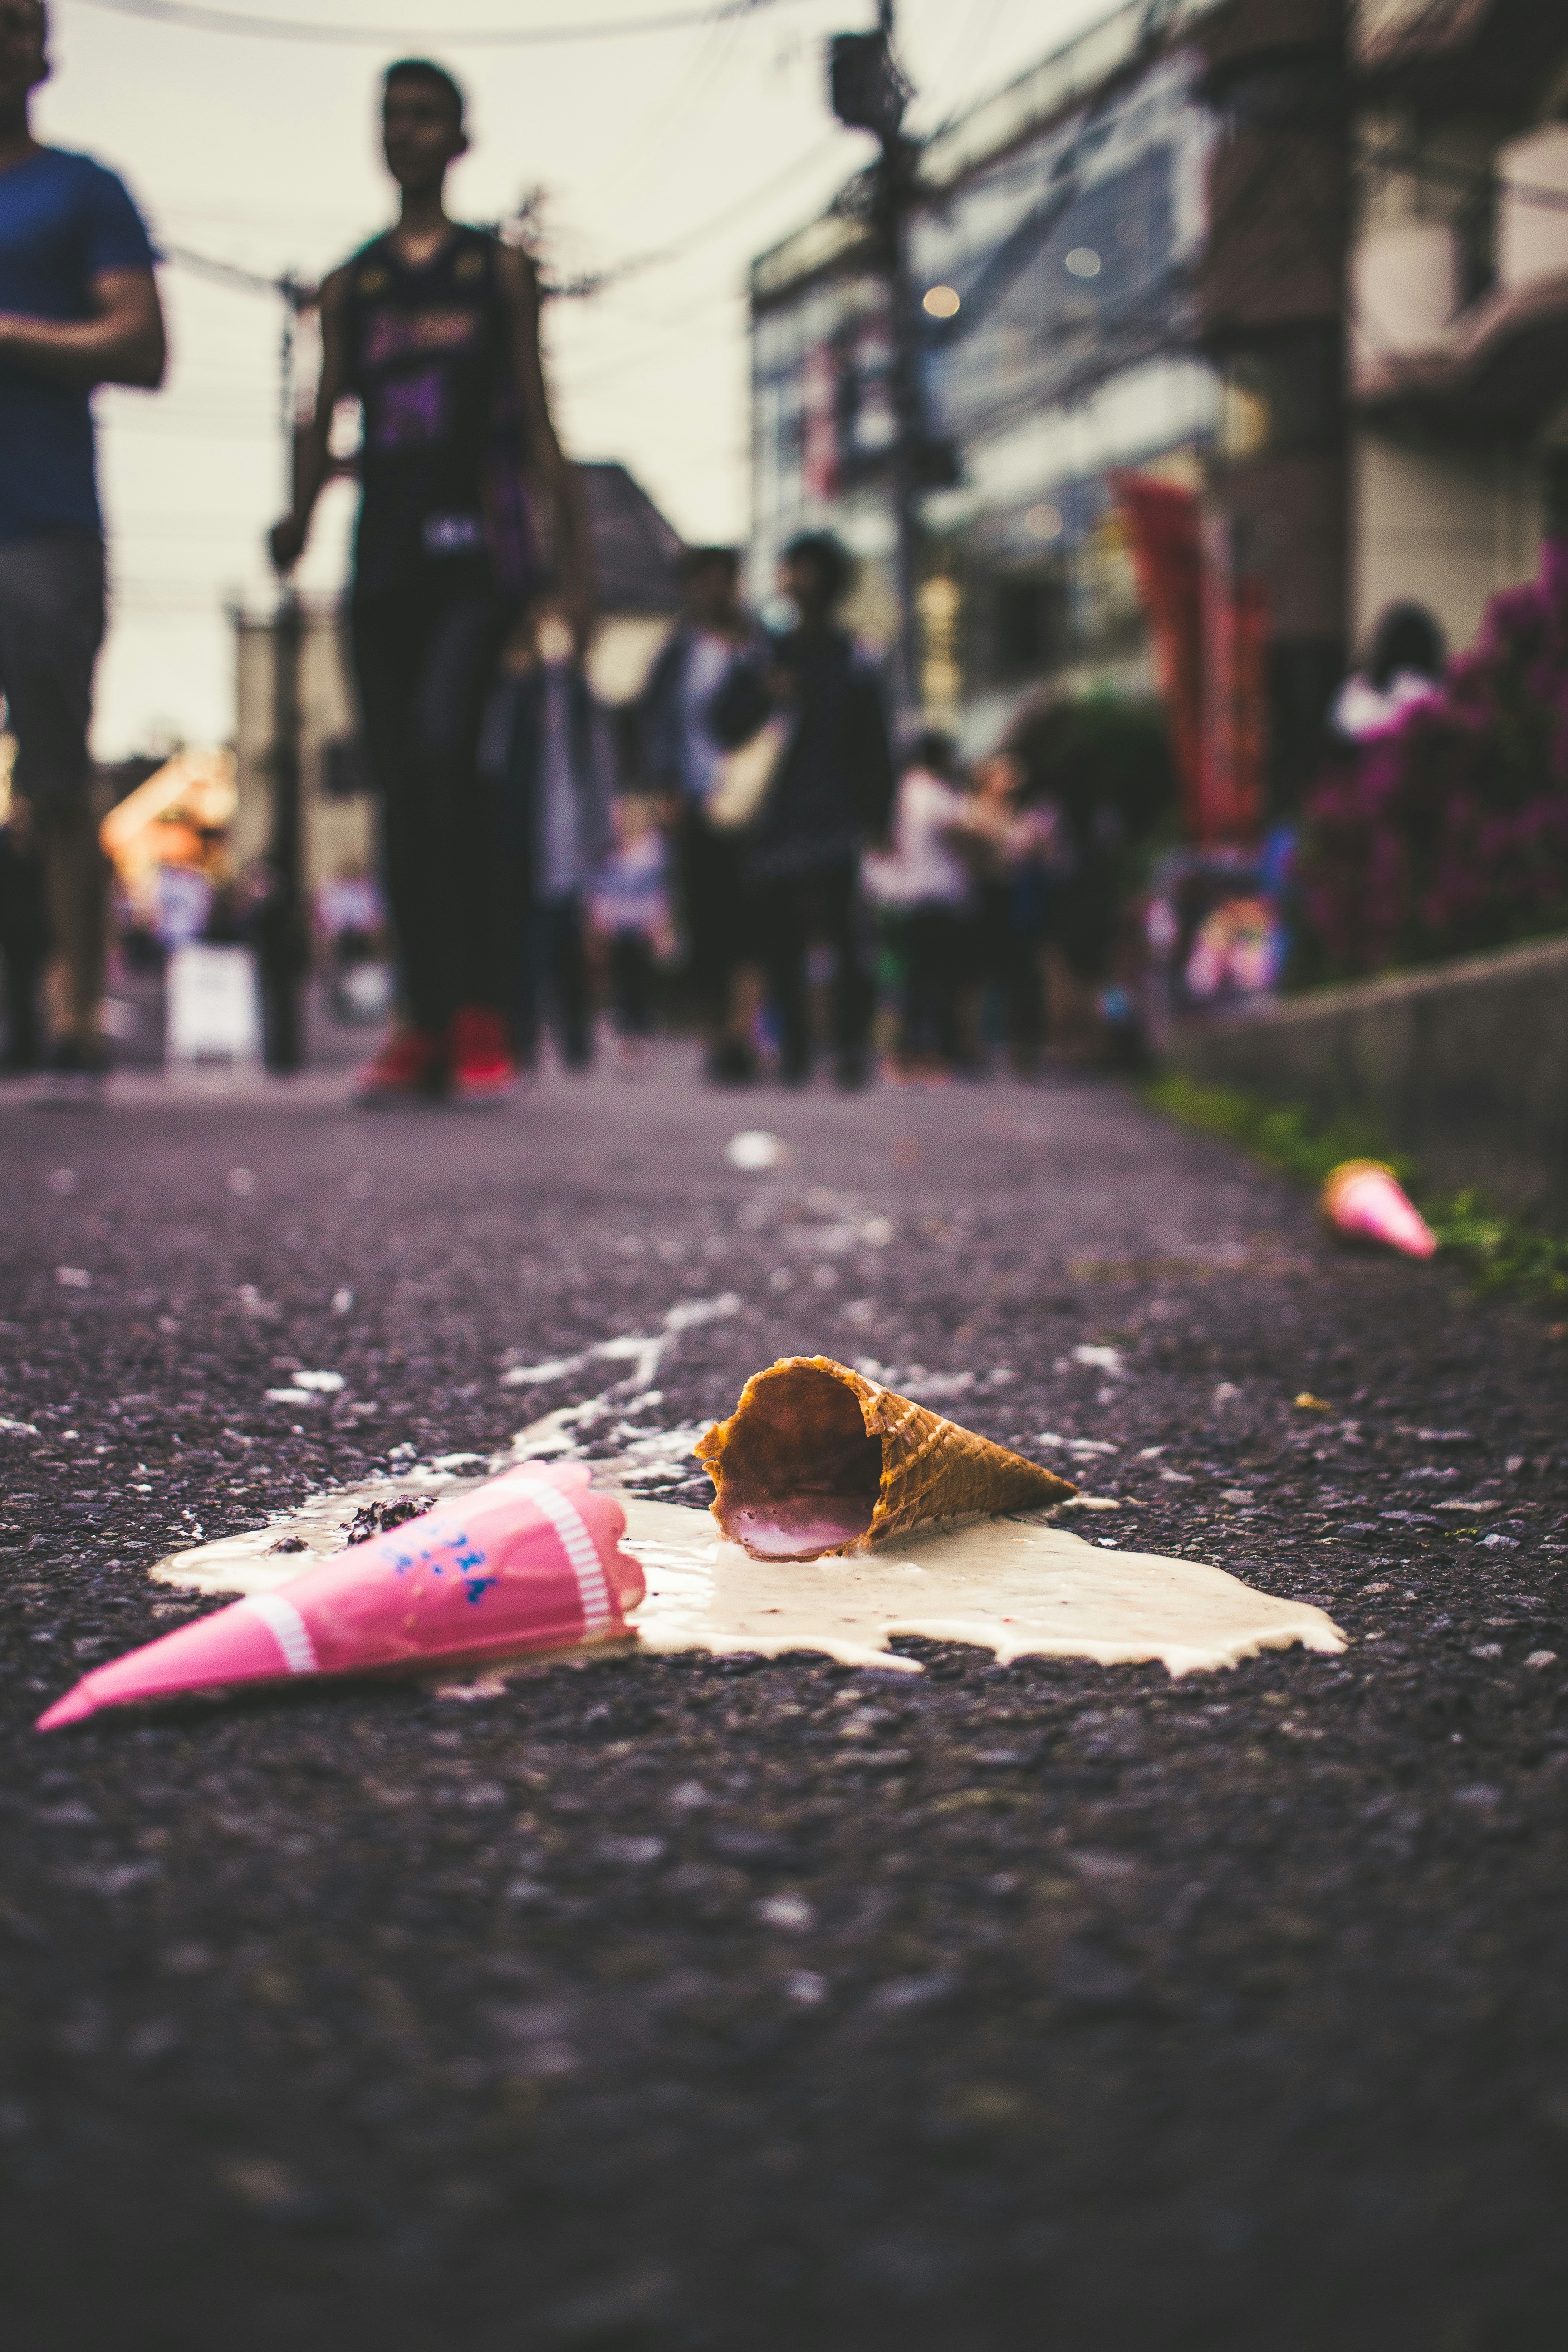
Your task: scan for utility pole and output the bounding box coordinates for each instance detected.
[260,272,310,1073]
[156,240,315,1065]
[830,0,922,714]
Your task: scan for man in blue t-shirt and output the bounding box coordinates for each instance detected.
[0,0,163,1087]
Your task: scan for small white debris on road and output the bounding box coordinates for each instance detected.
[725,1130,786,1171]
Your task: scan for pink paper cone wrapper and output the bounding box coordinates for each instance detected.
[37,1461,643,1732]
[1321,1160,1437,1260]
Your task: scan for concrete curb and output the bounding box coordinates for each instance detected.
[1167,932,1568,1218]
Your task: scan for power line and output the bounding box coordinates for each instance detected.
[75,0,811,46]
[159,241,291,300]
[157,123,846,315]
[583,2,751,217]
[573,129,844,292]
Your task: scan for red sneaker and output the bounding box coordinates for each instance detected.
[448,1005,516,1105]
[355,1026,444,1105]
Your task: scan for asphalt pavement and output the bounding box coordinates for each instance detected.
[2,1048,1566,2350]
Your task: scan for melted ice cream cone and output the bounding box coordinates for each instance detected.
[38,1462,643,1732]
[1321,1160,1437,1260]
[695,1355,1076,1560]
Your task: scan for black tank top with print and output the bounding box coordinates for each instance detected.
[340,224,536,598]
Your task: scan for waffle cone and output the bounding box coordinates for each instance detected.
[696,1355,1076,1561]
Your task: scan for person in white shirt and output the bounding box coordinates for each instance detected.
[588,794,675,1067]
[1331,602,1445,741]
[863,731,980,1073]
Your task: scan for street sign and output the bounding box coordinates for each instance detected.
[166,944,264,1066]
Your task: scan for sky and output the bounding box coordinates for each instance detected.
[32,0,1114,755]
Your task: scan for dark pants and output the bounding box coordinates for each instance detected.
[899,904,968,1066]
[350,579,510,1036]
[971,880,1046,1065]
[0,826,49,1069]
[608,929,656,1038]
[517,896,592,1068]
[679,806,748,1029]
[0,536,108,1035]
[752,860,874,1079]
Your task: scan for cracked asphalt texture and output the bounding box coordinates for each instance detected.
[2,1054,1567,2351]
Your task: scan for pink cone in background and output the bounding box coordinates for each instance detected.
[37,1461,645,1732]
[1321,1159,1437,1260]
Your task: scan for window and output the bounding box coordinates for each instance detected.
[995,573,1068,677]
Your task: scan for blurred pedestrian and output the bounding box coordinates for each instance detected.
[588,794,675,1069]
[0,0,164,1097]
[863,729,976,1074]
[965,752,1054,1075]
[270,54,591,1105]
[638,545,758,1082]
[484,599,614,1073]
[1331,602,1446,741]
[1009,695,1173,1063]
[710,531,894,1088]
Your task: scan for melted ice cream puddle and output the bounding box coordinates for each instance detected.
[621,1498,1343,1675]
[149,1471,484,1598]
[152,1481,1344,1681]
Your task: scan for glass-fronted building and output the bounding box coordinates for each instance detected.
[749,0,1220,750]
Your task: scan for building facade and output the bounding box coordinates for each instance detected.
[1348,0,1568,651]
[750,0,1222,754]
[749,0,1568,817]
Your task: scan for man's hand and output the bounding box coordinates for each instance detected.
[0,269,164,393]
[268,513,308,575]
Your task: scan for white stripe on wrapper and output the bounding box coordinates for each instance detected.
[514,1477,615,1634]
[243,1591,321,1675]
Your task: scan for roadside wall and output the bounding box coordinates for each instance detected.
[1166,934,1568,1217]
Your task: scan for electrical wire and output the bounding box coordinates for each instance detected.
[555,297,745,396]
[550,129,845,296]
[155,121,846,317]
[158,242,296,300]
[581,3,751,218]
[74,0,813,46]
[916,0,1013,137]
[109,22,1560,648]
[1361,136,1568,217]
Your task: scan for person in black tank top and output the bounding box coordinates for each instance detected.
[269,56,591,1104]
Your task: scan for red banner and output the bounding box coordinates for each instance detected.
[801,343,839,505]
[1117,471,1268,846]
[1114,472,1205,836]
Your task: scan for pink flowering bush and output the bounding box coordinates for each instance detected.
[1298,539,1568,979]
